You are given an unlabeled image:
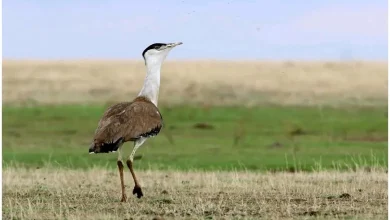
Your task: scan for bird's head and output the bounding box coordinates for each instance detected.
[142,42,182,65]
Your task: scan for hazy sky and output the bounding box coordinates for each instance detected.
[3,0,388,60]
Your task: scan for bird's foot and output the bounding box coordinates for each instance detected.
[120,194,127,202]
[133,185,143,198]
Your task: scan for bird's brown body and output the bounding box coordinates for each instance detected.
[90,96,163,154]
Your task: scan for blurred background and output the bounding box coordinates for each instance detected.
[2,0,388,171]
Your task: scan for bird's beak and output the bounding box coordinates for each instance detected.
[167,42,183,48]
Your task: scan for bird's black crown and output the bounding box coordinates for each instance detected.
[142,43,167,59]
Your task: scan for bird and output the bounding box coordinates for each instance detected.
[88,42,183,202]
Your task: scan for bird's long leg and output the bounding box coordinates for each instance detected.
[117,144,127,202]
[126,138,146,198]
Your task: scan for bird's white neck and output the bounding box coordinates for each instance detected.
[138,59,162,106]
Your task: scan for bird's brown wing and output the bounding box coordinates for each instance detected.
[92,97,163,147]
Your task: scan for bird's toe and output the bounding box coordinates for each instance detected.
[133,185,143,198]
[120,194,127,202]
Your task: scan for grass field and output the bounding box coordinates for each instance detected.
[3,60,387,106]
[2,104,388,171]
[2,167,388,219]
[2,60,388,219]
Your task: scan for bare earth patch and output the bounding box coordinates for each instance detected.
[3,60,387,106]
[3,168,387,219]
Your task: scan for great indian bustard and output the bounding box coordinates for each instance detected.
[88,42,183,202]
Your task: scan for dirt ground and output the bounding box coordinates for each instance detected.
[3,60,387,106]
[2,167,387,219]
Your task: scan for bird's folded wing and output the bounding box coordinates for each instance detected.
[93,100,163,145]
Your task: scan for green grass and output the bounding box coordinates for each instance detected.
[2,104,388,171]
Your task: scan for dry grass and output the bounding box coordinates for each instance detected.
[3,167,387,219]
[3,60,387,106]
